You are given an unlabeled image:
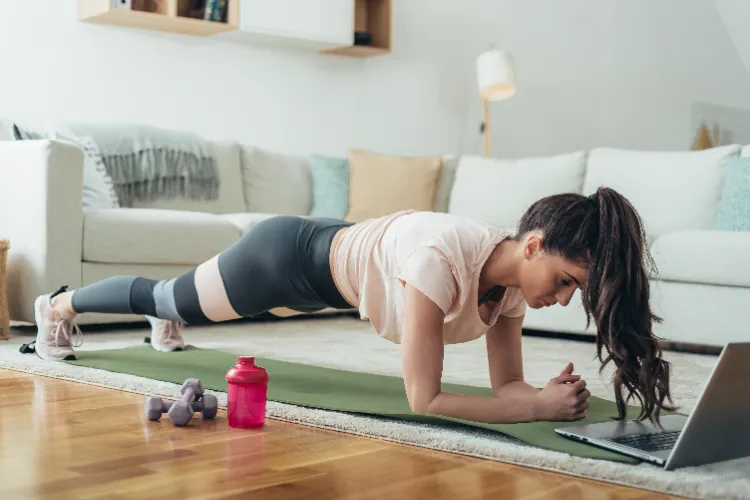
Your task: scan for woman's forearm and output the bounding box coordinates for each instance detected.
[495,380,541,400]
[424,381,542,424]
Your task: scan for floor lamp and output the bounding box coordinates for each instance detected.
[476,48,517,157]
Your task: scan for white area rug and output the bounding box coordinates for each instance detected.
[3,315,749,499]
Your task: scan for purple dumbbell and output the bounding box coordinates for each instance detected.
[144,379,218,426]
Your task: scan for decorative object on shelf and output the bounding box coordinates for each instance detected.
[354,31,372,46]
[185,0,206,19]
[112,0,132,9]
[352,0,372,47]
[476,47,517,157]
[319,0,391,57]
[154,0,169,14]
[132,0,168,14]
[692,123,714,150]
[203,0,228,22]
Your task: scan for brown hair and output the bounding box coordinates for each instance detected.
[514,187,676,423]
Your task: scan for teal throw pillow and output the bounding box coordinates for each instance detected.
[715,157,750,231]
[309,154,349,219]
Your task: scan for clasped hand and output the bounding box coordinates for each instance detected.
[535,362,591,421]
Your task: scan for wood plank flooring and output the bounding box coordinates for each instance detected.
[0,369,686,499]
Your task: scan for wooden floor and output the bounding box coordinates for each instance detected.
[0,369,686,500]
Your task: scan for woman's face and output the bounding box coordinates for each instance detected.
[518,236,589,309]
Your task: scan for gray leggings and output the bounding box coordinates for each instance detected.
[69,216,355,324]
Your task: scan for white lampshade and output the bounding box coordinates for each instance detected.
[476,49,516,101]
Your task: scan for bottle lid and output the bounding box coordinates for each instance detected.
[226,356,269,384]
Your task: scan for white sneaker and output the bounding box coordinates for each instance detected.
[146,316,185,352]
[33,287,83,361]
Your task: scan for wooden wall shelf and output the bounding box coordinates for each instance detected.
[322,45,388,57]
[79,0,238,37]
[320,0,391,57]
[78,0,390,57]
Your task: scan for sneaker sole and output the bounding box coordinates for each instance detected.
[144,337,184,353]
[33,296,77,362]
[153,345,185,353]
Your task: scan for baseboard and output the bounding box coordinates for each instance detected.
[522,328,722,356]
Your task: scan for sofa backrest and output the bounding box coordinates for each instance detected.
[133,143,460,218]
[130,140,246,214]
[583,145,742,240]
[236,147,461,217]
[132,136,750,235]
[446,151,587,231]
[240,145,313,216]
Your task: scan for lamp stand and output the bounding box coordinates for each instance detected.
[481,98,491,157]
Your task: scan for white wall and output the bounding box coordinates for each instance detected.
[454,0,750,157]
[0,0,748,160]
[716,0,750,82]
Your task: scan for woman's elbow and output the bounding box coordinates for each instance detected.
[409,399,431,414]
[407,391,437,414]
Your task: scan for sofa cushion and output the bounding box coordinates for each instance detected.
[650,230,750,287]
[73,135,121,210]
[345,148,443,223]
[715,157,750,231]
[434,155,459,213]
[83,208,241,265]
[130,141,246,215]
[220,212,279,234]
[241,145,312,215]
[309,154,349,219]
[448,151,586,230]
[12,124,122,211]
[0,118,14,141]
[583,145,741,240]
[742,146,750,157]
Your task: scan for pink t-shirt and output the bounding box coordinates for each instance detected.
[332,210,527,344]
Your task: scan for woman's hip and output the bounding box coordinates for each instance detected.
[219,215,353,311]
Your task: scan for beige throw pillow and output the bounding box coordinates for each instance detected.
[345,149,443,222]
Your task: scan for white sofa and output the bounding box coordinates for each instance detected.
[2,136,749,348]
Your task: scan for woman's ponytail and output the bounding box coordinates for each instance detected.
[586,187,675,423]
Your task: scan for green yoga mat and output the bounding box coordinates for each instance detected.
[66,345,651,463]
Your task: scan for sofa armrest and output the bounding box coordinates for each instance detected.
[0,140,84,323]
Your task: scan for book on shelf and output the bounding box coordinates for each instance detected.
[203,0,228,22]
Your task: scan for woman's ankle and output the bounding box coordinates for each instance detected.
[51,291,77,318]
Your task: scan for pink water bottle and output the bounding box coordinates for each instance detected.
[226,356,269,429]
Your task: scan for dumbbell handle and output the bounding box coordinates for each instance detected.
[182,386,200,404]
[161,398,209,413]
[145,394,218,422]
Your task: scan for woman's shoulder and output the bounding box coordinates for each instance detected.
[418,212,512,244]
[387,212,509,251]
[393,210,501,230]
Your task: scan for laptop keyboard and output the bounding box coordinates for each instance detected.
[607,431,681,452]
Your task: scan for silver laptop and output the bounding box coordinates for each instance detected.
[555,342,750,470]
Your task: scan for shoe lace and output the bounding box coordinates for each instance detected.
[52,317,83,348]
[157,319,183,342]
[171,321,185,344]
